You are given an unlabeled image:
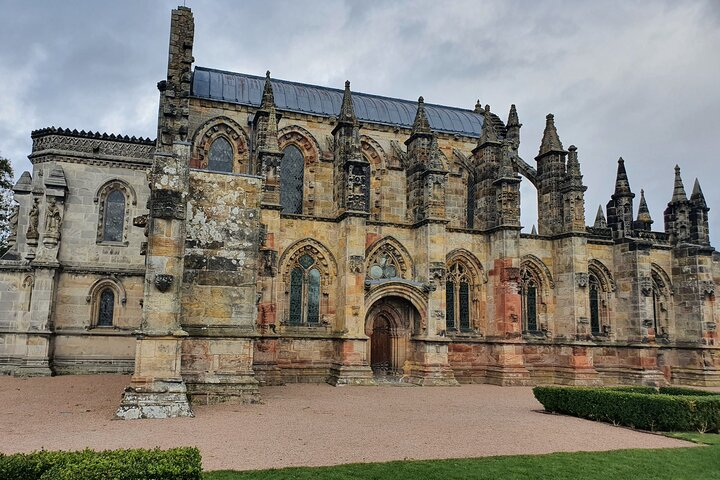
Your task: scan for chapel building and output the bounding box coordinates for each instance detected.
[0,7,718,418]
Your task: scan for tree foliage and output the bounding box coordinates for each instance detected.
[0,154,16,257]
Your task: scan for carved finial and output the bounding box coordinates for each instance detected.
[337,79,357,124]
[474,99,482,113]
[411,96,431,135]
[537,113,565,157]
[671,164,688,203]
[613,157,632,196]
[636,189,653,225]
[594,205,607,228]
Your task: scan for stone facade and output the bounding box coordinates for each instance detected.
[1,6,719,417]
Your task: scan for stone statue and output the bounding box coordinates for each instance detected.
[26,198,39,240]
[45,198,62,239]
[8,203,19,243]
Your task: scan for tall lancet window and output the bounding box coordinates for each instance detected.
[288,254,321,324]
[280,145,304,214]
[446,262,473,332]
[208,137,234,173]
[102,190,126,243]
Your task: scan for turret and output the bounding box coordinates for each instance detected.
[493,140,521,227]
[333,80,369,215]
[406,97,448,223]
[690,178,711,246]
[471,105,502,230]
[535,113,567,236]
[560,144,587,233]
[664,165,691,244]
[606,158,635,238]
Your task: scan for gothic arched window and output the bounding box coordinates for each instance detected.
[446,262,472,331]
[521,270,540,332]
[207,137,234,173]
[288,254,321,324]
[589,274,602,335]
[96,288,115,327]
[102,190,126,243]
[280,145,304,214]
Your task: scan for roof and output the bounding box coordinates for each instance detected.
[191,67,497,138]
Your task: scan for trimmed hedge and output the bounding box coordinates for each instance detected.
[533,386,720,433]
[0,447,202,480]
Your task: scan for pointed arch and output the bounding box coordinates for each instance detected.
[452,149,473,175]
[361,135,387,220]
[191,116,250,173]
[588,259,617,292]
[445,248,486,333]
[86,276,126,328]
[95,179,136,245]
[446,249,487,284]
[365,236,414,280]
[521,255,555,292]
[278,125,321,164]
[650,263,673,295]
[650,263,674,340]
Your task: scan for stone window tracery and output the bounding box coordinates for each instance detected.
[521,269,540,332]
[280,145,304,214]
[207,136,234,173]
[446,262,473,331]
[589,273,603,335]
[288,254,321,324]
[365,239,411,281]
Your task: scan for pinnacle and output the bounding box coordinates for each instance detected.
[260,70,275,109]
[474,99,482,113]
[477,104,499,146]
[337,79,357,124]
[671,164,688,203]
[411,95,431,135]
[613,157,632,196]
[537,113,565,157]
[507,104,521,127]
[636,189,652,224]
[531,225,537,235]
[594,205,607,228]
[691,178,707,206]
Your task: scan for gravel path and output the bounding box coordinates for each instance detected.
[0,375,698,471]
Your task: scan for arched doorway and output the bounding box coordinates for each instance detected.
[365,296,418,377]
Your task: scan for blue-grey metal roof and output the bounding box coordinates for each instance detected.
[191,67,487,137]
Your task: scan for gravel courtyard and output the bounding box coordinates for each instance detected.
[0,375,696,471]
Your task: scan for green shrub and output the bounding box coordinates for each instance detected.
[533,386,720,433]
[659,386,720,397]
[0,447,202,480]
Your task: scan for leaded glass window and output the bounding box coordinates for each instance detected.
[589,276,601,335]
[102,190,125,242]
[446,262,473,332]
[97,288,115,327]
[280,145,304,214]
[521,270,540,333]
[208,137,233,173]
[287,255,322,325]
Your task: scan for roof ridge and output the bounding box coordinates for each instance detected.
[31,126,156,145]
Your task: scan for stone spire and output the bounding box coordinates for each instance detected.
[635,189,653,230]
[537,113,565,158]
[477,105,500,147]
[505,104,521,149]
[565,145,583,188]
[691,178,707,208]
[261,70,275,109]
[255,71,281,155]
[411,96,431,136]
[337,80,357,124]
[594,205,607,228]
[671,165,688,203]
[612,158,633,197]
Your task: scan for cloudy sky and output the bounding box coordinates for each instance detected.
[1,0,719,238]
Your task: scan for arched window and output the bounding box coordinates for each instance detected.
[446,262,472,331]
[288,254,321,324]
[97,288,115,327]
[521,270,540,332]
[280,145,304,214]
[589,274,601,335]
[207,137,234,173]
[102,190,126,243]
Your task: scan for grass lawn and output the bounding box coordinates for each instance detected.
[204,443,720,480]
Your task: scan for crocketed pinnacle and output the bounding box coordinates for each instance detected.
[507,104,521,128]
[411,96,431,135]
[636,189,653,224]
[537,113,564,157]
[691,178,707,208]
[337,80,357,124]
[613,158,632,196]
[478,104,499,146]
[260,70,275,109]
[565,145,583,188]
[594,205,607,228]
[671,165,688,203]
